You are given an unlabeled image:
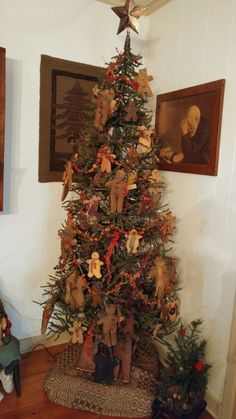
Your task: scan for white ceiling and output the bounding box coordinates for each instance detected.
[96,0,173,15]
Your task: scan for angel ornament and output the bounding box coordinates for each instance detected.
[69,320,87,344]
[86,252,104,279]
[126,229,142,254]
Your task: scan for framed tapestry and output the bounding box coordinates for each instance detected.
[39,55,104,182]
[0,47,6,211]
[155,79,225,176]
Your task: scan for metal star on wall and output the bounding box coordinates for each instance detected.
[111,0,147,35]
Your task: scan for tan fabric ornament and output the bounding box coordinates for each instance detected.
[164,211,176,234]
[160,296,180,322]
[61,161,73,202]
[86,252,104,279]
[94,88,116,131]
[124,101,138,122]
[41,293,58,335]
[137,126,153,154]
[58,215,77,264]
[97,304,118,347]
[69,320,87,344]
[105,170,128,213]
[148,169,164,197]
[134,69,153,97]
[65,271,86,310]
[148,256,170,305]
[126,229,142,254]
[100,146,116,173]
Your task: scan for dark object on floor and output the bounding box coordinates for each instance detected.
[93,342,114,385]
[151,398,207,419]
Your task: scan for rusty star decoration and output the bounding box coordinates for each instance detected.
[111,0,147,35]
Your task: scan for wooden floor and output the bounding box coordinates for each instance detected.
[0,344,214,419]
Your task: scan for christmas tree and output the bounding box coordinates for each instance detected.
[152,320,211,418]
[40,5,180,384]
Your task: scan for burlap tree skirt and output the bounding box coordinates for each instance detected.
[44,341,159,417]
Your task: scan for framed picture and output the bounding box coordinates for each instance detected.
[0,47,6,211]
[155,79,225,176]
[39,55,104,182]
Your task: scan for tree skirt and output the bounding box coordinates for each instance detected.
[44,341,159,417]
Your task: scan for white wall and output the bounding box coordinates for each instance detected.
[147,0,236,406]
[0,0,149,337]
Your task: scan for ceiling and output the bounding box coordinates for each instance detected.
[96,0,173,15]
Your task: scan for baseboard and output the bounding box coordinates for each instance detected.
[19,332,70,353]
[205,390,222,418]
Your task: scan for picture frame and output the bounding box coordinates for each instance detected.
[155,79,225,176]
[39,55,104,182]
[0,47,6,211]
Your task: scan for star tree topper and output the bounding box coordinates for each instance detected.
[112,0,147,35]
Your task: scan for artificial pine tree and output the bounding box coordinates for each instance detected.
[152,320,211,418]
[40,30,180,382]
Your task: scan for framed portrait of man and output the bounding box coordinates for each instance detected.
[155,79,225,176]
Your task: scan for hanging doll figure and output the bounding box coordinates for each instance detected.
[94,88,116,131]
[86,252,104,279]
[148,256,170,307]
[58,213,77,265]
[83,195,101,225]
[93,342,115,385]
[137,125,153,154]
[97,304,118,347]
[148,169,164,198]
[100,145,116,173]
[113,314,138,384]
[69,320,87,344]
[126,229,142,254]
[61,160,73,202]
[105,170,128,213]
[65,270,86,310]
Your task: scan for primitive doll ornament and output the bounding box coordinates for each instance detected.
[148,169,164,198]
[134,68,153,97]
[137,125,154,154]
[105,169,128,213]
[65,270,86,311]
[83,195,101,225]
[69,321,87,344]
[100,145,116,173]
[97,304,120,347]
[94,88,116,131]
[126,229,142,254]
[58,214,77,265]
[61,160,73,202]
[148,256,170,306]
[86,252,104,279]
